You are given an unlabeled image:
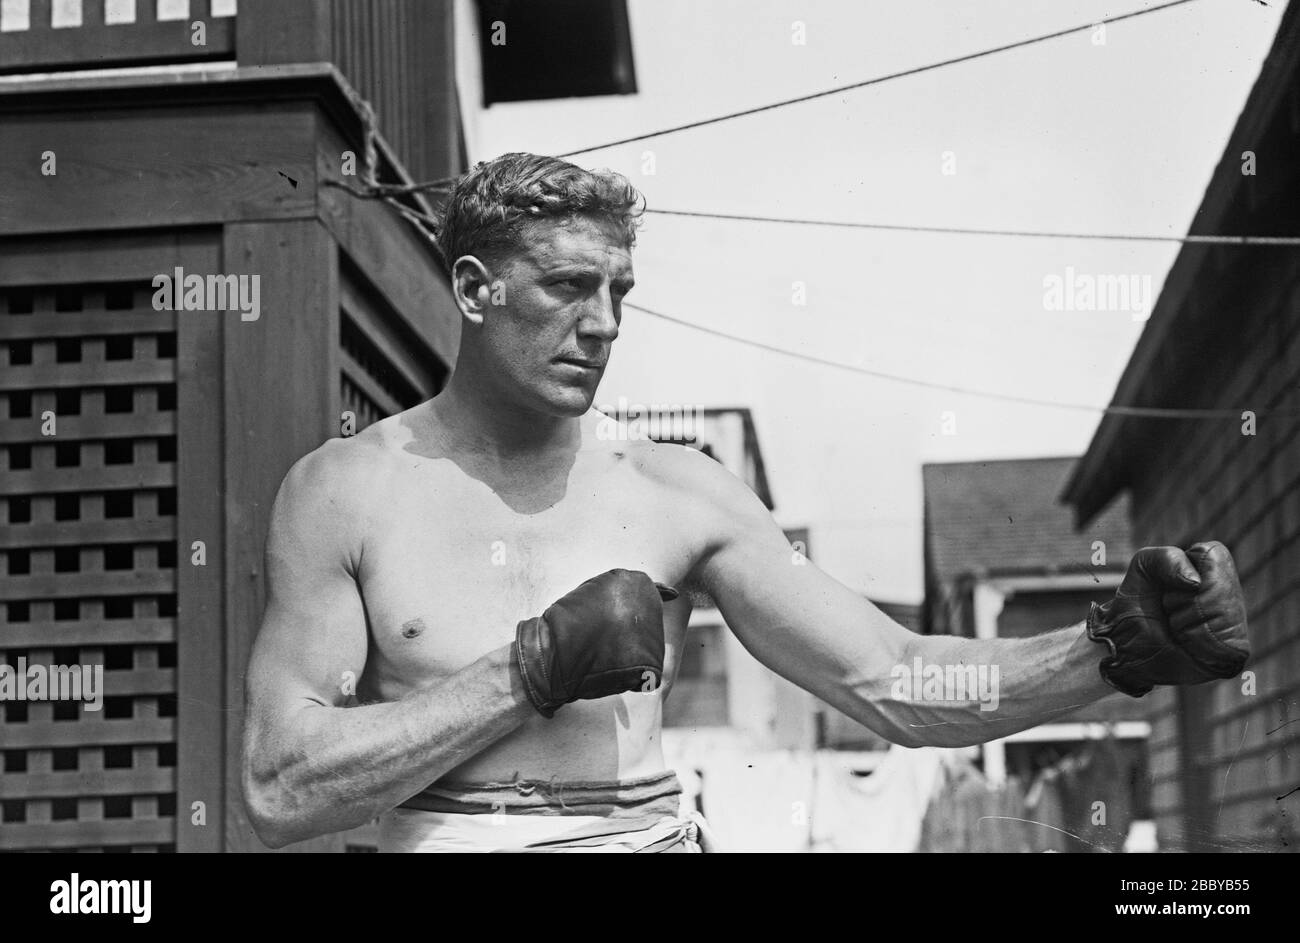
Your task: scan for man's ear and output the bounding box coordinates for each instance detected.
[452,255,495,325]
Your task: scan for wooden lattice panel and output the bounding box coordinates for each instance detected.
[340,319,400,432]
[338,269,445,433]
[0,281,178,852]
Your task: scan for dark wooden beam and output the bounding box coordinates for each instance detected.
[0,230,214,284]
[220,218,340,852]
[0,19,233,75]
[176,234,228,854]
[0,104,316,236]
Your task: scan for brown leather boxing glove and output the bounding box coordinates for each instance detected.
[513,569,678,718]
[1087,541,1249,697]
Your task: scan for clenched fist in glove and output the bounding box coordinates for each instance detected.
[514,569,679,718]
[1087,541,1249,697]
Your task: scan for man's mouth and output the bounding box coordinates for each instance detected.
[554,356,604,372]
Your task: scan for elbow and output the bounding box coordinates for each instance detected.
[241,752,314,849]
[244,780,319,849]
[247,807,295,850]
[881,703,988,749]
[242,776,297,849]
[834,674,926,750]
[904,729,980,749]
[834,692,976,750]
[888,729,927,750]
[879,715,935,749]
[894,715,992,749]
[251,820,293,851]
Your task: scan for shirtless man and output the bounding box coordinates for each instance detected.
[240,153,1250,852]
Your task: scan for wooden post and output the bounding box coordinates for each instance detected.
[176,236,228,853]
[221,219,340,852]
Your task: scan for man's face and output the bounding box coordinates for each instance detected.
[480,215,634,417]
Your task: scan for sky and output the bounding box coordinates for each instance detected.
[457,0,1287,604]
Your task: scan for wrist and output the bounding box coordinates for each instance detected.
[479,641,538,718]
[1085,600,1153,698]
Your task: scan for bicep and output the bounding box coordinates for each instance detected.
[693,469,914,709]
[245,458,369,738]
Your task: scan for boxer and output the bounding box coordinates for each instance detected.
[240,153,1249,852]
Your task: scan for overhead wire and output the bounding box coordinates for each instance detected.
[621,301,1299,419]
[331,0,1208,198]
[643,208,1300,247]
[318,0,1293,419]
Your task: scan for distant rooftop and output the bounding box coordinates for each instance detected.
[924,456,1134,590]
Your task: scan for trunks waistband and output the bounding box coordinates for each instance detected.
[397,769,683,818]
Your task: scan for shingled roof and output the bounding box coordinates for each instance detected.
[924,457,1134,591]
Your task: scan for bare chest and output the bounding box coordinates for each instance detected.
[355,455,695,694]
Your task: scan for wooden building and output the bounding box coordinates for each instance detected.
[1062,6,1300,852]
[1,0,465,851]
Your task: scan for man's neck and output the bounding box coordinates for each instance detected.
[429,368,581,467]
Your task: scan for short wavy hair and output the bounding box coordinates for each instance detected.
[435,152,644,276]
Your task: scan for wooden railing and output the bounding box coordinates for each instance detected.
[0,0,238,74]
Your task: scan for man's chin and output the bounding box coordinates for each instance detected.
[537,384,597,418]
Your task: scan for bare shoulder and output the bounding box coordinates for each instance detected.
[579,411,771,523]
[269,422,403,558]
[277,433,383,508]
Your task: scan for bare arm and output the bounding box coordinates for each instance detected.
[240,444,534,848]
[674,449,1112,748]
[877,622,1115,745]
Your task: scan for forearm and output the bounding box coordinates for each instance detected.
[243,644,533,846]
[839,623,1113,748]
[714,512,1247,752]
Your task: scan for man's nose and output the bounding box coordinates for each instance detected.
[578,290,620,341]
